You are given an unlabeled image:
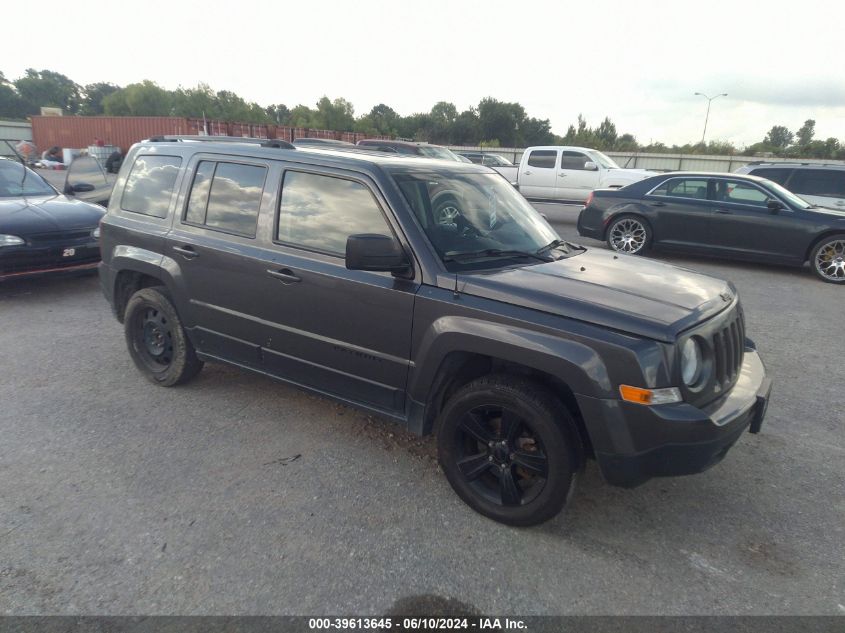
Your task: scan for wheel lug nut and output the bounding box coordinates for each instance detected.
[488,456,493,462]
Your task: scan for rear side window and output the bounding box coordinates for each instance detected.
[277,171,392,256]
[121,155,182,218]
[748,167,793,186]
[788,169,845,198]
[650,178,709,200]
[183,161,267,237]
[527,150,557,169]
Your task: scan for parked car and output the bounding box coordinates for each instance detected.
[0,157,104,281]
[293,138,355,147]
[457,152,514,167]
[501,146,653,201]
[735,162,845,211]
[577,171,845,283]
[356,139,464,161]
[99,137,771,525]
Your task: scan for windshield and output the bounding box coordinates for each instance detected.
[589,151,620,169]
[393,171,563,269]
[763,180,813,209]
[0,159,56,197]
[417,145,462,161]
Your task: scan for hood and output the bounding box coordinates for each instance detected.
[808,205,845,219]
[610,168,653,180]
[0,194,105,236]
[458,248,735,342]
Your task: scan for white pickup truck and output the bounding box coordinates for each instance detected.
[492,146,653,201]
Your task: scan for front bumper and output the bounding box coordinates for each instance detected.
[0,240,100,281]
[576,346,771,488]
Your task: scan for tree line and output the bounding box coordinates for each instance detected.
[2,68,843,159]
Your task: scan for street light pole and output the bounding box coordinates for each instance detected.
[694,92,728,144]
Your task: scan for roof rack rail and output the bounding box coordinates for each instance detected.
[147,135,295,150]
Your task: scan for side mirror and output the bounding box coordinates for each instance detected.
[346,234,410,273]
[584,161,599,171]
[71,182,96,193]
[767,199,785,213]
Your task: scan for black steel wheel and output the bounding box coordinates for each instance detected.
[124,286,203,386]
[437,375,581,526]
[810,234,845,284]
[606,215,652,254]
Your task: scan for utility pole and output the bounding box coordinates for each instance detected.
[694,92,728,144]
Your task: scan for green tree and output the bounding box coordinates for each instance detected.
[477,97,526,147]
[80,82,120,115]
[312,96,354,131]
[103,81,171,116]
[0,73,28,119]
[265,103,290,125]
[764,125,793,150]
[450,109,481,145]
[288,104,317,127]
[14,69,81,114]
[796,119,815,148]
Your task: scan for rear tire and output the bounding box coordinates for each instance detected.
[124,286,203,386]
[809,234,845,283]
[606,214,652,255]
[436,375,582,526]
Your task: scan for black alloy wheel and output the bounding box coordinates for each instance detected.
[437,375,581,526]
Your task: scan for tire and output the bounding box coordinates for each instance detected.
[432,194,461,227]
[606,214,652,255]
[436,375,582,526]
[809,233,845,284]
[123,286,203,386]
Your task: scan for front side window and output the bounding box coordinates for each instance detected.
[121,155,182,218]
[527,150,557,169]
[393,171,559,269]
[277,171,392,256]
[650,178,710,200]
[788,169,845,198]
[0,159,55,197]
[183,161,266,236]
[560,151,590,170]
[715,180,773,207]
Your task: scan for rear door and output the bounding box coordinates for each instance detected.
[787,168,845,210]
[641,177,715,249]
[165,155,273,369]
[250,166,418,414]
[519,149,558,198]
[555,150,600,200]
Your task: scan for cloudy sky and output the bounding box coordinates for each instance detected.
[5,0,844,147]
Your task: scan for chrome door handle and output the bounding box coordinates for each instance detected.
[558,173,567,177]
[524,170,532,175]
[267,268,301,284]
[651,201,666,207]
[714,209,733,215]
[173,245,199,259]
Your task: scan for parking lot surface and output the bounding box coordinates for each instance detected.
[1,203,843,615]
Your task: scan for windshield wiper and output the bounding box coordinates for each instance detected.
[537,239,584,256]
[443,248,553,264]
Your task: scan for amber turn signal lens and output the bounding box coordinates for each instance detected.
[619,385,683,405]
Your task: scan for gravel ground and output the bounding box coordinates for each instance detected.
[0,202,843,616]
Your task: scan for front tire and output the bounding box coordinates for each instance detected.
[809,234,845,284]
[606,214,652,255]
[437,375,582,526]
[124,286,203,386]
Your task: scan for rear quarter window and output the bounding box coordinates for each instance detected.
[788,169,845,198]
[748,167,793,186]
[120,155,182,218]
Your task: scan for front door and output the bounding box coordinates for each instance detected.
[251,168,418,414]
[555,150,600,200]
[708,178,803,261]
[64,155,113,206]
[519,149,558,198]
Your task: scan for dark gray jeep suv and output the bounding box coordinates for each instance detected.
[99,136,772,526]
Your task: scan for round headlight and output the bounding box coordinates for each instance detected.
[681,338,702,386]
[92,226,101,239]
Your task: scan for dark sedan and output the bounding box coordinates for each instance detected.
[577,172,845,283]
[0,158,104,281]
